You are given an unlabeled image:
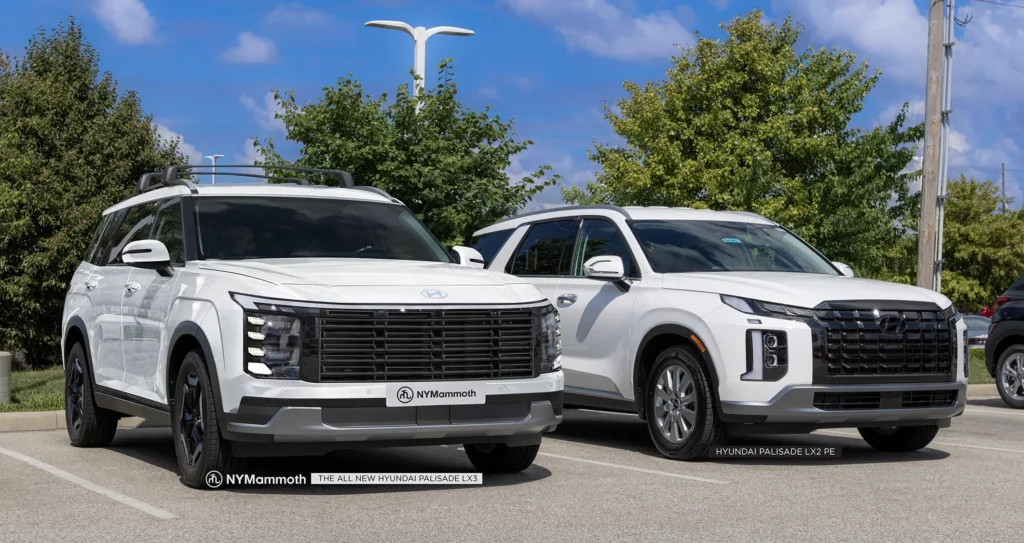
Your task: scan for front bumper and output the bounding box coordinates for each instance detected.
[720,381,966,428]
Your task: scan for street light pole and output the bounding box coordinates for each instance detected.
[204,154,224,184]
[364,20,474,111]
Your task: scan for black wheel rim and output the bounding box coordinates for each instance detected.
[179,372,204,468]
[67,358,85,432]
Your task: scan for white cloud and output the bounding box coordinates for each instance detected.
[508,151,598,212]
[90,0,157,45]
[877,99,925,125]
[221,32,278,64]
[240,91,286,132]
[155,124,202,164]
[477,86,499,99]
[501,0,692,61]
[709,0,730,9]
[266,3,328,26]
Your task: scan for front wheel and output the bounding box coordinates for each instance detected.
[858,425,939,452]
[644,346,727,460]
[171,350,239,489]
[464,443,540,473]
[995,346,1024,409]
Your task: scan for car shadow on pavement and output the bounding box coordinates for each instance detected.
[102,427,551,494]
[550,409,951,466]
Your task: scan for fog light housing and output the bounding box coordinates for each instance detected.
[742,330,788,381]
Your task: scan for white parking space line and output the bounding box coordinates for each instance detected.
[537,451,731,485]
[815,430,1024,455]
[0,446,177,520]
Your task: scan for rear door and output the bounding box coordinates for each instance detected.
[122,198,183,402]
[504,218,579,308]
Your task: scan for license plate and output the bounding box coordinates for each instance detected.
[385,382,486,407]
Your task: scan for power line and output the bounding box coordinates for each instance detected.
[974,0,1024,9]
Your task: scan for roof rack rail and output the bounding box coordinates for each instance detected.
[491,204,631,225]
[348,185,400,203]
[136,164,356,194]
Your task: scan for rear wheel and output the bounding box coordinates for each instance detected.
[858,425,939,452]
[464,443,540,473]
[64,342,118,447]
[171,350,239,489]
[995,346,1024,409]
[644,346,726,460]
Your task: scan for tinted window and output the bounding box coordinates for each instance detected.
[194,197,451,262]
[470,229,514,267]
[507,220,578,276]
[572,219,635,277]
[105,202,159,265]
[94,209,128,266]
[85,215,112,265]
[1008,273,1024,295]
[152,198,185,265]
[630,220,838,275]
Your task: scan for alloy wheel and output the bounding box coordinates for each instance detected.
[999,354,1024,402]
[653,364,697,444]
[67,358,85,432]
[179,372,204,468]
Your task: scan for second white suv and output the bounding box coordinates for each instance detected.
[61,165,563,487]
[472,205,967,460]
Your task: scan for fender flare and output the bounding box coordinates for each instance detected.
[168,321,226,417]
[64,315,92,380]
[632,323,720,417]
[987,320,1024,376]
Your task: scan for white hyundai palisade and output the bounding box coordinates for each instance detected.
[472,205,967,460]
[61,165,563,488]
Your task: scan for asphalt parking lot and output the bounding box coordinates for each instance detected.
[1,399,1021,542]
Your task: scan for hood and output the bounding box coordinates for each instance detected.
[198,258,544,305]
[661,271,954,309]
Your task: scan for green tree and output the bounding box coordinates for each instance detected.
[255,61,556,246]
[939,176,1024,309]
[564,10,922,279]
[0,19,183,366]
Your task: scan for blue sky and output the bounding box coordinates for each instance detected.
[2,0,1022,210]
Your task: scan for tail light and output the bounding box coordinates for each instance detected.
[996,296,1011,307]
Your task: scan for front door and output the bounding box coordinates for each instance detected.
[503,218,580,309]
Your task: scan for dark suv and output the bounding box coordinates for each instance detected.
[985,272,1024,408]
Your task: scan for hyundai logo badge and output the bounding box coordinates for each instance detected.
[421,289,448,299]
[876,314,907,334]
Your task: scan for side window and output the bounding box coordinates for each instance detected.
[572,219,636,277]
[94,209,128,267]
[151,198,185,265]
[105,202,159,265]
[469,229,514,267]
[85,215,112,265]
[507,219,578,276]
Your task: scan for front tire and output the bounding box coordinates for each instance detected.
[464,443,540,473]
[858,425,939,452]
[995,345,1024,409]
[644,346,727,460]
[171,349,239,489]
[65,342,118,447]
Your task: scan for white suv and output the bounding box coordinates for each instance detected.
[61,165,563,488]
[472,205,968,460]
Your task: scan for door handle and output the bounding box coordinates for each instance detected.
[84,281,98,290]
[125,281,140,294]
[557,293,578,305]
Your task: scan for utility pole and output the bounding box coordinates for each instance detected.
[364,20,474,112]
[917,0,945,290]
[1002,163,1006,213]
[204,154,224,184]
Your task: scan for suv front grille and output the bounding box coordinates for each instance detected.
[304,307,539,382]
[812,303,956,383]
[901,390,958,408]
[813,390,959,410]
[812,392,882,410]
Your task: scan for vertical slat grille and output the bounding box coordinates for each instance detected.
[814,307,956,378]
[310,307,538,381]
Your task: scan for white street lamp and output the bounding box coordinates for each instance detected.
[204,154,224,184]
[364,20,474,110]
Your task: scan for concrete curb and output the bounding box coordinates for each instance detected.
[0,411,167,433]
[966,383,998,398]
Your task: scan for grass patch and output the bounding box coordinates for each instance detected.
[0,366,64,413]
[969,349,994,385]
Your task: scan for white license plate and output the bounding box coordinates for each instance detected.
[385,382,486,407]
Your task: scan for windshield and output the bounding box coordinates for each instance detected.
[630,220,839,275]
[194,196,452,262]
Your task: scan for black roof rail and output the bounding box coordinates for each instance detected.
[491,204,631,226]
[136,164,356,194]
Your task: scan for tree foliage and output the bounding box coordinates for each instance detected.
[256,61,556,246]
[938,176,1024,309]
[0,19,182,366]
[564,10,923,279]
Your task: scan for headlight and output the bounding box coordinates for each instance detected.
[234,294,304,379]
[538,305,562,373]
[721,295,815,319]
